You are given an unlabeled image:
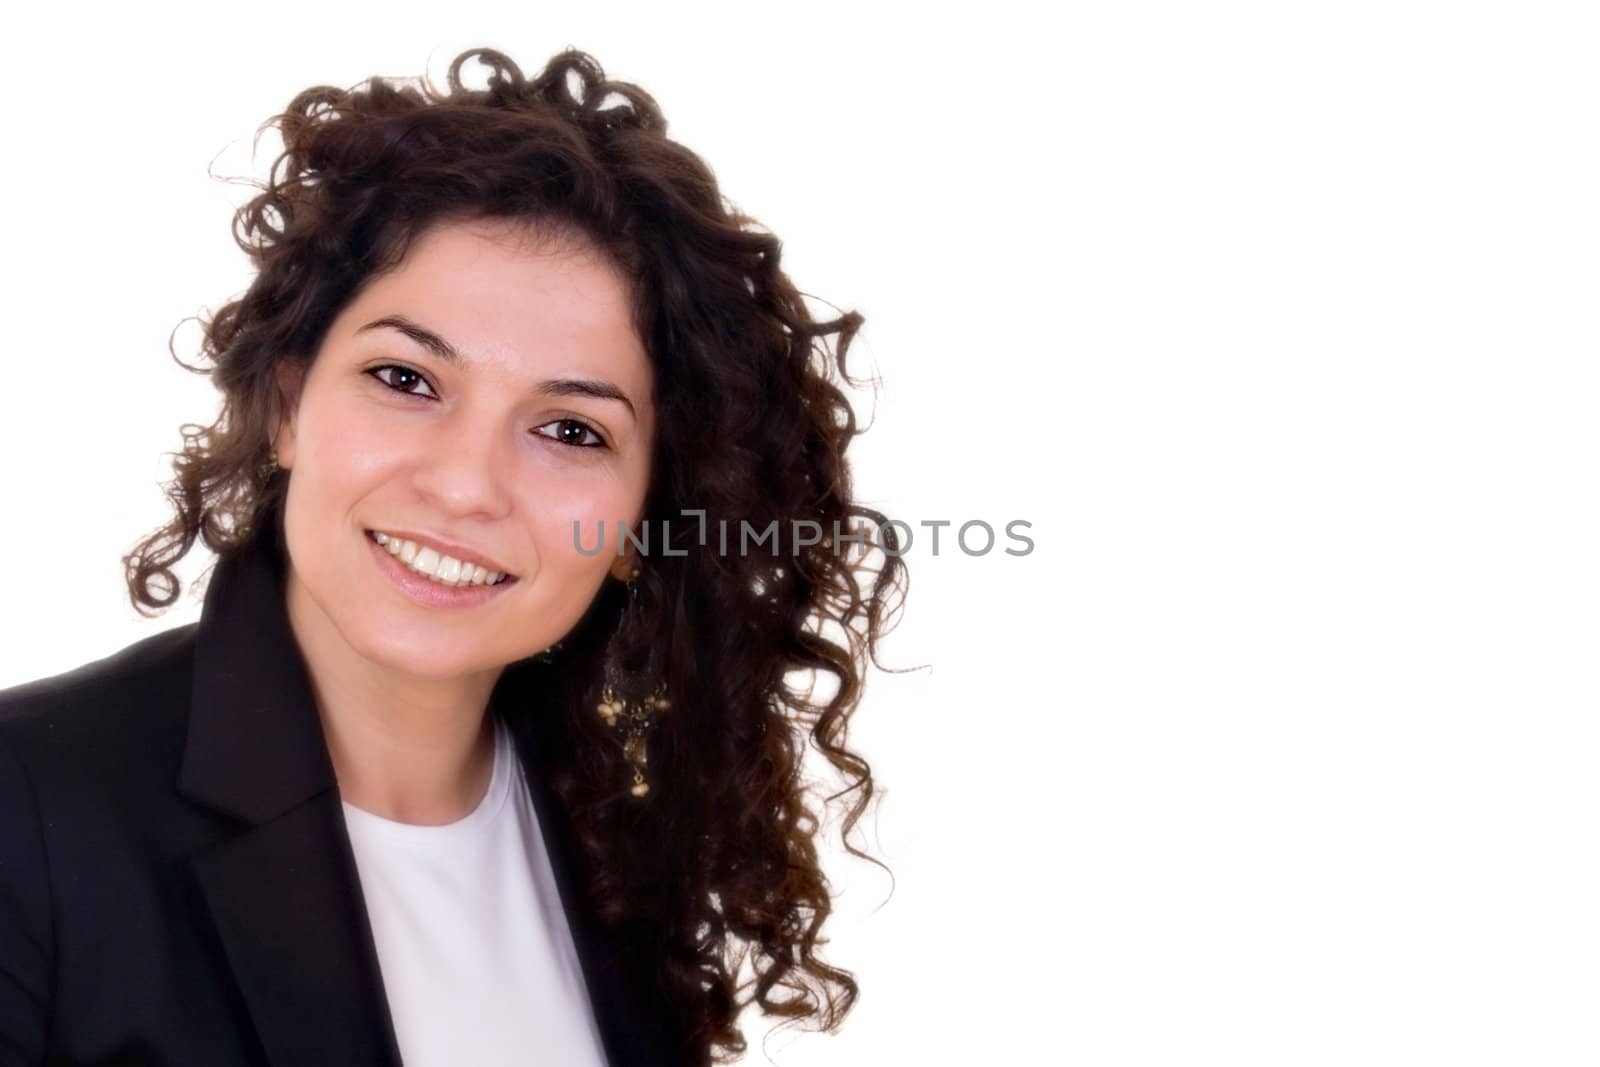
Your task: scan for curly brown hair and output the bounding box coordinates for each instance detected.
[122,45,907,1063]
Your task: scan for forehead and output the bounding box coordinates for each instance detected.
[335,217,653,394]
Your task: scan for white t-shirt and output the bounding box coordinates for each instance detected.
[341,715,610,1067]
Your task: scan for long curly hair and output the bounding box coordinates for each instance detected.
[122,45,907,1063]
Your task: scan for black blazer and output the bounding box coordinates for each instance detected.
[0,510,697,1067]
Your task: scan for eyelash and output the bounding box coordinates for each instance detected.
[365,364,609,450]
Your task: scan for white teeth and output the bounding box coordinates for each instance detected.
[370,531,508,587]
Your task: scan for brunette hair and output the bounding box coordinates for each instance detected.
[123,46,907,1063]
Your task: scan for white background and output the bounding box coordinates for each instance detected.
[3,2,1598,1064]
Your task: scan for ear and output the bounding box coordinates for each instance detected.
[608,506,649,582]
[609,546,641,582]
[269,360,307,469]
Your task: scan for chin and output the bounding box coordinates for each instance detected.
[345,617,500,680]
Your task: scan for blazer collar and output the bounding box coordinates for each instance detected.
[176,497,690,1067]
[178,497,334,823]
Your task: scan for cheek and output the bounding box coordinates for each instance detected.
[293,396,403,483]
[523,482,644,564]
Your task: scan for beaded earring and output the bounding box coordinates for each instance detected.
[595,566,669,798]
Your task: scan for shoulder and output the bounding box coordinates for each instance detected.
[0,623,207,1048]
[0,623,199,786]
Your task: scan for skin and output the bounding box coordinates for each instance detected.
[270,215,656,825]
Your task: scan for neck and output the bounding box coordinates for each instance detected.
[284,568,504,826]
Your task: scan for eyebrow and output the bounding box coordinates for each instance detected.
[356,314,638,420]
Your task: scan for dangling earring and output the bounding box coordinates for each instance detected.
[595,566,669,798]
[259,445,280,480]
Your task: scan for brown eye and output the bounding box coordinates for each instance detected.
[533,418,606,449]
[367,364,437,399]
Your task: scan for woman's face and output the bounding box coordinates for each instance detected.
[271,216,655,680]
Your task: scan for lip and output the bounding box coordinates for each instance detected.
[364,527,514,576]
[365,531,518,610]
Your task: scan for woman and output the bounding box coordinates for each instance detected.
[0,46,905,1067]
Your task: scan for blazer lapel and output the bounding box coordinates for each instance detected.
[187,800,405,1066]
[178,505,404,1067]
[501,698,691,1067]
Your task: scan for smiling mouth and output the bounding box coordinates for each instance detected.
[366,529,516,587]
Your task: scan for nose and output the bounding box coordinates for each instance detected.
[410,412,516,520]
